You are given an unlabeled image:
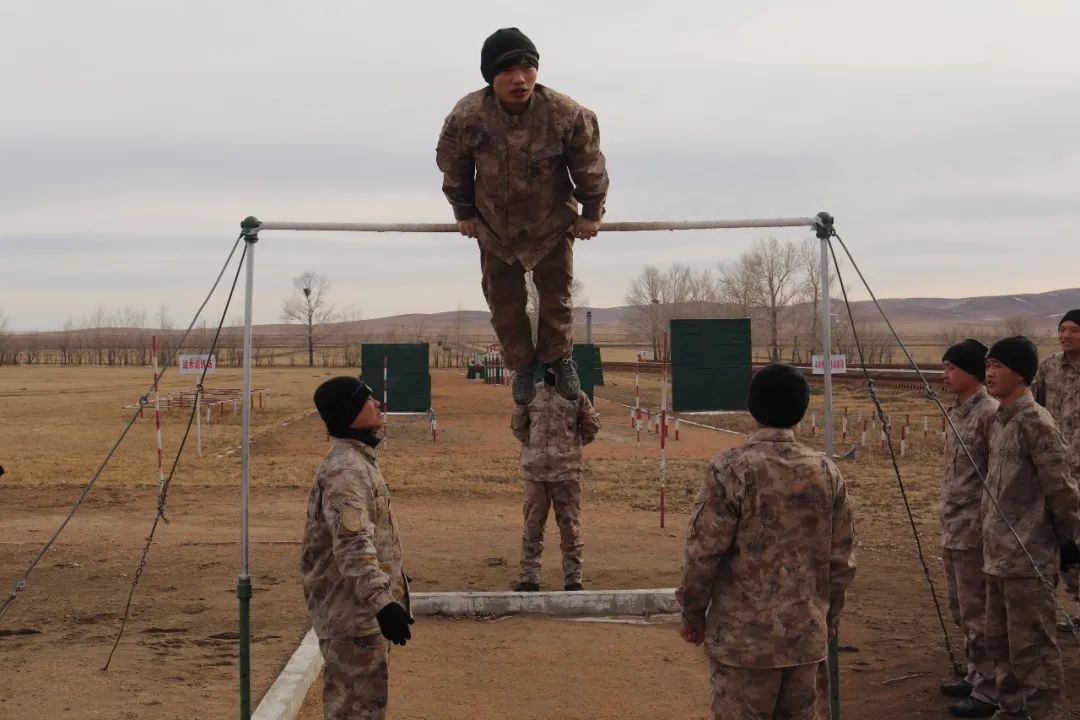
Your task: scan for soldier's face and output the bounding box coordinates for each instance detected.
[492,64,537,108]
[1059,320,1079,353]
[942,361,980,395]
[985,358,1022,399]
[350,396,384,430]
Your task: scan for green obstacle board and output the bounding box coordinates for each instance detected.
[670,319,752,412]
[361,343,431,413]
[573,343,601,401]
[531,343,601,401]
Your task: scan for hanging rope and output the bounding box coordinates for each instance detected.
[104,242,248,670]
[0,233,247,625]
[828,230,1080,645]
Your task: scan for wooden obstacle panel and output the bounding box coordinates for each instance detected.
[361,343,431,413]
[670,319,752,412]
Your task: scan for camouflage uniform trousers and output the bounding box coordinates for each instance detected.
[480,234,573,372]
[319,634,390,720]
[709,660,831,720]
[519,478,583,585]
[984,575,1065,719]
[943,549,998,703]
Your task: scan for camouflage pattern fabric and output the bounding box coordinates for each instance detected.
[941,389,998,550]
[511,383,601,482]
[708,660,829,719]
[678,428,856,668]
[1032,352,1080,473]
[519,478,583,585]
[984,575,1065,719]
[1032,351,1080,599]
[480,234,574,370]
[319,634,390,720]
[981,392,1080,579]
[943,548,997,703]
[301,438,409,640]
[437,84,609,270]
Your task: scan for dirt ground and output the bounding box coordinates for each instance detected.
[2,366,1078,719]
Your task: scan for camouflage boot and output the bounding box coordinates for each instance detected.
[551,357,580,401]
[512,365,537,406]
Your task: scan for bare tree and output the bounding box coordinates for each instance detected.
[718,238,801,361]
[1002,314,1033,337]
[157,304,174,330]
[0,308,8,364]
[281,271,337,367]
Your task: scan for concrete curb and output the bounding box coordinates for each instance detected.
[253,589,678,720]
[252,628,323,720]
[411,588,679,618]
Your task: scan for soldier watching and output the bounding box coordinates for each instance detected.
[301,376,413,720]
[678,363,856,719]
[1032,309,1080,623]
[982,336,1080,719]
[938,339,999,718]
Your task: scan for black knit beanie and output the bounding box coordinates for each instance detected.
[986,336,1039,385]
[1059,309,1080,329]
[748,363,810,429]
[481,28,539,84]
[314,376,372,433]
[942,338,988,382]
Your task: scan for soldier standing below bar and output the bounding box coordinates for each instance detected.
[437,27,609,407]
[982,337,1080,720]
[938,339,999,717]
[1032,309,1080,624]
[511,367,601,591]
[678,363,856,719]
[302,377,414,720]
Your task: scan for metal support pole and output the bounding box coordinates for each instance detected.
[238,217,258,720]
[820,236,834,460]
[586,310,593,344]
[814,213,840,720]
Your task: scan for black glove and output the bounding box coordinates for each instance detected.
[1061,541,1080,571]
[376,601,414,646]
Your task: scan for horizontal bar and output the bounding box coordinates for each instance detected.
[253,217,819,233]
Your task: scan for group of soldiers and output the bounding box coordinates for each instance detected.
[934,314,1080,719]
[293,24,1079,720]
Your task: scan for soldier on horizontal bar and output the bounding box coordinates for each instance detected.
[437,27,609,406]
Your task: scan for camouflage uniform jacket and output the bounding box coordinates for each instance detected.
[941,389,998,550]
[1032,351,1080,472]
[511,383,601,482]
[436,84,609,269]
[981,392,1080,578]
[677,429,857,668]
[301,438,409,639]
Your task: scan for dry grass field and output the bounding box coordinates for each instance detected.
[1,365,1078,719]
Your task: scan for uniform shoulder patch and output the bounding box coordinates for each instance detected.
[340,507,364,533]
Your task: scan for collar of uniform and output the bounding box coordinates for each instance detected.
[746,427,797,444]
[995,390,1035,425]
[1057,351,1080,371]
[493,84,541,124]
[332,437,379,465]
[951,388,990,418]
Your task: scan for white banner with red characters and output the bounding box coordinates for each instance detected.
[811,354,847,375]
[178,354,217,375]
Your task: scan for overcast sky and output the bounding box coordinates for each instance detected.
[2,1,1078,331]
